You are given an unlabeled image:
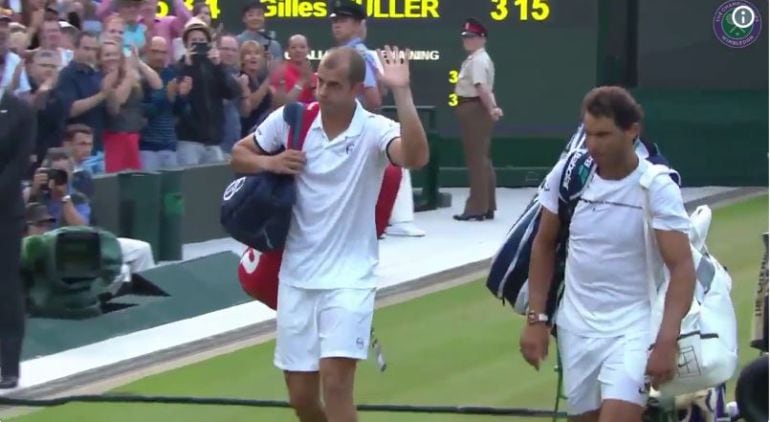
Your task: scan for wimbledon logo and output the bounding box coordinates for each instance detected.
[713,0,763,48]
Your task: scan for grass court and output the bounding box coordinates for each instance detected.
[13,195,768,422]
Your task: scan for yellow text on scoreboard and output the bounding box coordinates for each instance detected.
[157,0,221,19]
[262,0,441,19]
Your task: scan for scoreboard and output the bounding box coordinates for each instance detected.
[162,0,600,138]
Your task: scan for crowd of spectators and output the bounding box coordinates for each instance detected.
[0,0,324,176]
[0,0,339,285]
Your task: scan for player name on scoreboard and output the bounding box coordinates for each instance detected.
[302,49,441,61]
[263,0,441,19]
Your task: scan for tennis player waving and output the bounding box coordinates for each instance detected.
[231,45,429,422]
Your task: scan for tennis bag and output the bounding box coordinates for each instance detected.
[220,102,319,252]
[641,167,738,397]
[238,170,402,308]
[485,124,678,320]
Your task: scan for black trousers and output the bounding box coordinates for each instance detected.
[0,222,25,378]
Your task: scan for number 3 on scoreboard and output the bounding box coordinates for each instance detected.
[449,93,458,107]
[490,0,550,21]
[448,70,458,84]
[490,0,508,21]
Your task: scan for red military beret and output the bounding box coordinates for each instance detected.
[462,18,487,38]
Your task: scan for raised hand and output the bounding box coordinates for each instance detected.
[377,45,411,89]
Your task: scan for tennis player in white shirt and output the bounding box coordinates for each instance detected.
[231,45,428,422]
[520,86,696,422]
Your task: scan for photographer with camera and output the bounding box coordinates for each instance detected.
[24,148,89,227]
[174,18,242,166]
[24,147,155,285]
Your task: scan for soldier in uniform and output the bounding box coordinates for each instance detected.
[0,10,36,388]
[453,18,503,221]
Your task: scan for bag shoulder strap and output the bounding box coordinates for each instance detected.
[283,102,320,151]
[640,163,680,313]
[557,150,596,226]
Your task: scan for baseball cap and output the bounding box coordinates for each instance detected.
[329,0,366,20]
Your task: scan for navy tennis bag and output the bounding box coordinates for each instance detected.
[486,124,680,320]
[219,102,317,252]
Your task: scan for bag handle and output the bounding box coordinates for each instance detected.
[283,102,320,151]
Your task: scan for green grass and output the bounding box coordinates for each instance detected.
[13,195,768,422]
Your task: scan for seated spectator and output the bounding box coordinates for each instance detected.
[24,148,90,227]
[238,40,273,137]
[270,34,316,107]
[29,49,66,167]
[24,147,156,280]
[56,31,109,154]
[218,34,244,154]
[140,36,180,170]
[100,39,162,173]
[174,18,241,166]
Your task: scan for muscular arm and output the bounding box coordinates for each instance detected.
[231,136,276,174]
[527,208,561,314]
[654,230,696,345]
[384,87,429,169]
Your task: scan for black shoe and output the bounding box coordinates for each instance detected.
[485,210,495,220]
[453,213,486,221]
[0,376,19,389]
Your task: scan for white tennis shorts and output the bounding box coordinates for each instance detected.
[557,327,650,415]
[274,283,376,372]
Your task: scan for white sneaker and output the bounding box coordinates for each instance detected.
[385,222,426,237]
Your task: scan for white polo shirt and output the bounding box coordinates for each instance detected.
[254,101,400,290]
[538,157,691,337]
